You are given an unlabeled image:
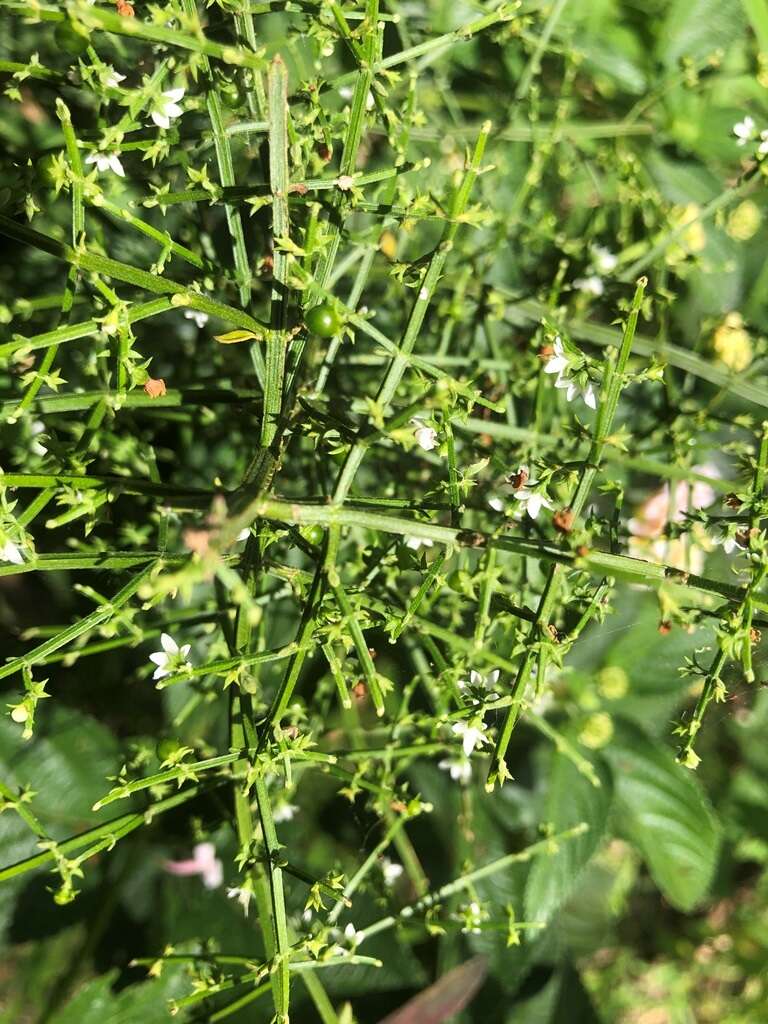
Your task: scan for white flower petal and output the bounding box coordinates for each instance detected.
[164,87,185,103]
[1,541,24,565]
[160,632,179,654]
[108,154,125,177]
[151,110,170,129]
[149,652,168,666]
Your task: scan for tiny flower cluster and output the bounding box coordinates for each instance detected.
[733,116,768,154]
[544,337,597,410]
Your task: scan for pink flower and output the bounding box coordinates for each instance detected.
[628,466,717,539]
[164,842,223,889]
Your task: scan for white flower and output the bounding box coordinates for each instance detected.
[0,540,23,565]
[574,275,604,297]
[543,336,569,376]
[451,719,488,756]
[381,857,404,886]
[439,756,472,785]
[759,130,768,155]
[30,420,47,456]
[164,842,223,889]
[104,68,126,88]
[592,245,618,274]
[273,802,298,823]
[411,418,438,452]
[236,527,251,542]
[149,632,192,680]
[555,373,597,410]
[184,310,209,329]
[227,885,253,915]
[343,922,365,946]
[85,151,125,177]
[406,536,434,550]
[734,116,756,145]
[151,87,185,130]
[512,479,553,519]
[488,496,505,513]
[461,900,485,934]
[458,669,500,703]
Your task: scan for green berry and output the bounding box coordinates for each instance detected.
[302,524,324,546]
[304,302,342,338]
[54,20,90,56]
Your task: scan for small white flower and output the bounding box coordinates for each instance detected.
[30,420,47,456]
[461,900,485,934]
[236,527,251,543]
[488,496,505,513]
[0,540,23,565]
[227,885,253,915]
[343,922,365,946]
[411,418,438,452]
[184,310,209,329]
[592,245,618,274]
[149,632,192,680]
[513,483,553,520]
[151,87,185,130]
[439,756,472,785]
[273,802,298,823]
[734,115,756,145]
[759,130,768,155]
[451,719,488,756]
[104,68,126,88]
[85,151,125,177]
[338,85,354,101]
[165,842,223,889]
[574,275,604,297]
[458,669,500,703]
[406,536,434,551]
[543,336,569,376]
[381,857,404,887]
[555,373,597,410]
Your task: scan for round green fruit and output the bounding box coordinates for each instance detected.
[302,524,325,547]
[304,302,342,338]
[54,20,90,56]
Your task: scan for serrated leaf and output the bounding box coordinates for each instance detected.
[524,747,612,925]
[47,966,190,1024]
[603,720,720,911]
[214,329,260,344]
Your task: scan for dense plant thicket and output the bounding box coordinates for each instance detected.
[2,0,768,1021]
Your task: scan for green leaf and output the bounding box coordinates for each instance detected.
[657,0,746,67]
[525,748,612,925]
[214,329,260,344]
[603,720,721,911]
[47,966,190,1024]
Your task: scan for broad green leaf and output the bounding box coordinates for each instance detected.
[47,966,189,1024]
[658,0,746,66]
[604,721,720,911]
[525,748,612,925]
